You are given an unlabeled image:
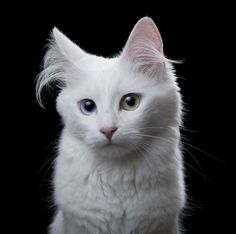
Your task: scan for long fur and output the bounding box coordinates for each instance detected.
[36,38,67,107]
[37,17,186,234]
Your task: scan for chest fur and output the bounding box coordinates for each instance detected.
[54,155,182,233]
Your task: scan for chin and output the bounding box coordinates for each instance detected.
[94,141,134,159]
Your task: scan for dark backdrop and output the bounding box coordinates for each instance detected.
[6,2,232,234]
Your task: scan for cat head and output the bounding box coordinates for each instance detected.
[36,17,182,158]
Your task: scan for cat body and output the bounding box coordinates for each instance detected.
[37,17,185,234]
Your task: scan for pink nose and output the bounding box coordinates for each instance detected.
[100,127,118,141]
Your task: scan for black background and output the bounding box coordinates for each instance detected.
[5,2,233,234]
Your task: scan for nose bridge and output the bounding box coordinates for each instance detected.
[99,110,117,128]
[97,83,118,128]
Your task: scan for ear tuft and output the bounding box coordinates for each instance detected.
[36,27,86,108]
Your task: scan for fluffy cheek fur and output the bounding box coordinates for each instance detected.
[56,73,180,159]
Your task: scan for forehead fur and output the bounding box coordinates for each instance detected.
[61,55,173,102]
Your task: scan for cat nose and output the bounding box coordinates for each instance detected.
[99,127,118,141]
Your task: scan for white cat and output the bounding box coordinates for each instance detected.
[37,17,185,234]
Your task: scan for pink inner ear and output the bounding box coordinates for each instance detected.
[124,17,163,57]
[121,17,165,78]
[128,17,163,53]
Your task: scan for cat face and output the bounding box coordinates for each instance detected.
[56,57,179,158]
[37,17,181,158]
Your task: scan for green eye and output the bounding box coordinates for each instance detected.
[120,93,140,111]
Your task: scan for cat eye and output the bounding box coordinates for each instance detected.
[120,93,140,111]
[80,99,97,115]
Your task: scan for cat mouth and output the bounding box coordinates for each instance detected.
[100,140,122,148]
[102,141,117,147]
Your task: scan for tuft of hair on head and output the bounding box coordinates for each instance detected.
[35,27,86,108]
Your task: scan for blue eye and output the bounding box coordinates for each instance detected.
[80,99,97,115]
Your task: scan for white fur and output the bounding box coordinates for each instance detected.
[37,17,185,234]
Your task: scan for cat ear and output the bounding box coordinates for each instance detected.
[36,28,86,107]
[121,17,165,77]
[52,27,87,63]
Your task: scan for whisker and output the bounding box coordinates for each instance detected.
[137,143,156,171]
[37,140,59,188]
[38,154,56,175]
[136,126,173,130]
[39,139,58,161]
[136,132,225,165]
[180,126,200,133]
[135,132,222,185]
[182,141,226,164]
[130,141,157,173]
[182,147,210,182]
[136,134,175,145]
[136,125,199,133]
[40,160,55,188]
[183,161,218,185]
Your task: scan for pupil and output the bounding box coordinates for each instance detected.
[85,100,94,111]
[125,96,135,106]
